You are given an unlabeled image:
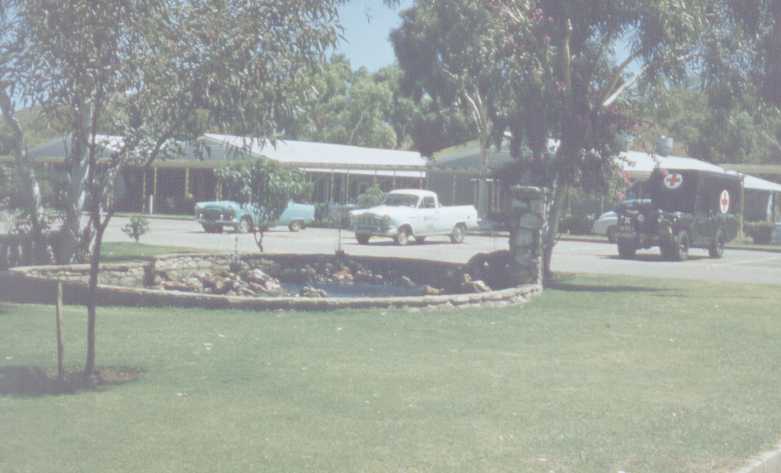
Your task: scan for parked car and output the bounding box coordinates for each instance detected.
[615,169,741,261]
[195,200,315,233]
[592,199,651,243]
[350,189,478,245]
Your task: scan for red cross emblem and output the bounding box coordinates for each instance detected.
[720,190,730,214]
[663,173,684,190]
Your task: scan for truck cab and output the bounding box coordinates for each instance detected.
[350,189,478,246]
[615,169,741,261]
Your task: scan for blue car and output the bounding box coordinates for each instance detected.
[195,200,315,234]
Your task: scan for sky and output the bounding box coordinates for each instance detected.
[336,0,414,71]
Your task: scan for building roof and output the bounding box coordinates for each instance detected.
[742,174,781,193]
[619,151,729,177]
[723,163,781,177]
[28,134,126,161]
[26,134,428,178]
[203,134,428,174]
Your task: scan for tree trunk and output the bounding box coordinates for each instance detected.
[83,217,106,380]
[59,106,92,264]
[477,133,490,218]
[542,179,569,282]
[765,0,781,105]
[0,88,48,264]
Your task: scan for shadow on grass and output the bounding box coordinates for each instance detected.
[602,254,710,262]
[0,366,141,397]
[548,282,667,293]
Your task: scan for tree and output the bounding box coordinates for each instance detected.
[630,83,781,164]
[287,57,398,149]
[1,0,341,379]
[215,158,311,250]
[484,0,706,280]
[356,183,385,208]
[391,0,507,216]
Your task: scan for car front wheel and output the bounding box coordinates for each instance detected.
[236,217,253,234]
[356,234,370,245]
[395,228,411,246]
[288,221,304,232]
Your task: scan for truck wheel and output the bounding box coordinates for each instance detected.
[449,224,466,244]
[395,228,411,246]
[415,237,426,244]
[236,217,253,234]
[709,230,725,259]
[672,231,690,262]
[356,234,370,245]
[288,220,303,232]
[617,240,636,259]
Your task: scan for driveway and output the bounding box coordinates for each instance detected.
[103,216,781,286]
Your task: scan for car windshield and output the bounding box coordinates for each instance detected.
[384,194,419,207]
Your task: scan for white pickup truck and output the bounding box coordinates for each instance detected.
[350,189,479,245]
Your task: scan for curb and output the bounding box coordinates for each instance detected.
[2,253,542,312]
[736,443,781,473]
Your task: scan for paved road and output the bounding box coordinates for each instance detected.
[104,217,781,286]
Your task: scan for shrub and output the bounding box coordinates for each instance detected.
[745,221,774,245]
[122,215,150,243]
[356,184,385,209]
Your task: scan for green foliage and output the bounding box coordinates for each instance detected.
[0,163,14,208]
[744,221,775,245]
[285,56,474,154]
[215,159,311,227]
[121,215,150,243]
[631,83,781,164]
[356,184,385,208]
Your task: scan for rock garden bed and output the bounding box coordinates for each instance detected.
[3,253,541,311]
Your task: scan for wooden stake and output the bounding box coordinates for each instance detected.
[56,281,64,381]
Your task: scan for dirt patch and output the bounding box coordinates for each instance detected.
[0,366,142,396]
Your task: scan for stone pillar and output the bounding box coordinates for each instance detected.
[507,186,547,286]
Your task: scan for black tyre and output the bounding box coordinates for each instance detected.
[449,224,466,244]
[356,234,370,245]
[617,240,636,259]
[395,227,411,246]
[672,231,690,262]
[415,236,426,244]
[236,217,253,234]
[288,220,303,232]
[709,230,725,259]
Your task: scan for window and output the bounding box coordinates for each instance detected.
[421,196,436,208]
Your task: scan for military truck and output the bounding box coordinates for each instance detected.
[615,168,742,261]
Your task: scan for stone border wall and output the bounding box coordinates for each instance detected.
[1,253,541,311]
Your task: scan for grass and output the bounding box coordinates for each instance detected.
[1,275,780,473]
[100,241,205,262]
[114,212,194,221]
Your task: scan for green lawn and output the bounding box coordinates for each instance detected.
[1,275,780,473]
[100,242,205,262]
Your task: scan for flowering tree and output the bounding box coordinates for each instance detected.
[486,0,706,280]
